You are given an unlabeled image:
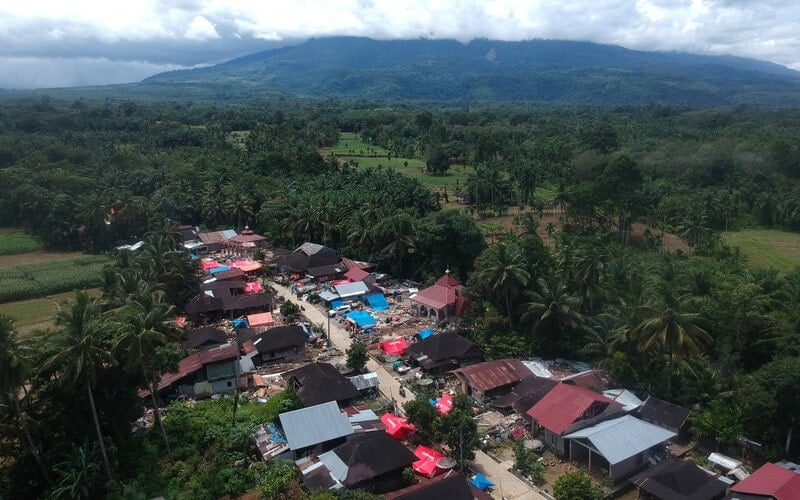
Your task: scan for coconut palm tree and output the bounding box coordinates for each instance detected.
[473,242,530,327]
[519,276,583,353]
[111,289,177,463]
[43,291,115,480]
[0,314,52,484]
[626,303,712,394]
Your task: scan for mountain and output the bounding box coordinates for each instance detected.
[137,37,800,106]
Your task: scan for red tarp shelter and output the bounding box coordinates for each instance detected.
[381,337,409,356]
[435,393,453,414]
[412,445,446,478]
[200,259,219,270]
[381,413,416,440]
[247,312,274,328]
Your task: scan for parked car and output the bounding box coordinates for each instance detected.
[328,304,352,317]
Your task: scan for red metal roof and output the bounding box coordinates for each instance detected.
[344,267,370,282]
[155,343,238,391]
[730,463,800,500]
[452,359,531,392]
[527,383,620,435]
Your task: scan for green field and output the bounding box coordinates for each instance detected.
[0,255,111,304]
[0,289,100,335]
[329,132,388,156]
[723,229,800,273]
[0,228,42,255]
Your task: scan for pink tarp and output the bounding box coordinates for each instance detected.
[381,413,416,440]
[435,393,453,414]
[231,260,262,273]
[412,445,446,478]
[200,260,220,270]
[247,312,274,327]
[381,337,409,356]
[244,281,263,294]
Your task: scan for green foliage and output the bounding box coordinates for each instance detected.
[552,470,604,500]
[432,394,480,467]
[346,341,369,373]
[0,228,42,255]
[252,459,299,499]
[279,301,302,323]
[692,398,744,450]
[512,440,545,484]
[0,256,111,304]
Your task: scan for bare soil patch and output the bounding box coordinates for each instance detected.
[0,250,87,269]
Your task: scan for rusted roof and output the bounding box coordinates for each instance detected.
[344,267,370,281]
[561,369,615,392]
[342,257,373,270]
[154,343,237,391]
[213,268,246,281]
[452,359,532,392]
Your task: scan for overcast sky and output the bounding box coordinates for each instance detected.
[1,0,799,89]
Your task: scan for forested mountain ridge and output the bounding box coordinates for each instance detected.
[138,36,800,106]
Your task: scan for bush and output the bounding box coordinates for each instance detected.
[512,439,545,484]
[552,470,603,500]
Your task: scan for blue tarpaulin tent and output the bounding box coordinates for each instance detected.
[417,328,434,340]
[366,293,389,311]
[209,266,231,274]
[346,310,377,328]
[233,319,248,328]
[330,299,344,309]
[470,473,494,491]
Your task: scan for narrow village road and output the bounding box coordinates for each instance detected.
[270,281,547,500]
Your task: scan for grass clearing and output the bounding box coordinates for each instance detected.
[0,228,42,256]
[723,229,800,273]
[0,289,100,335]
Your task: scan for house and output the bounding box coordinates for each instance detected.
[279,401,355,457]
[343,267,375,284]
[564,415,677,481]
[636,395,692,434]
[561,369,615,392]
[385,472,492,500]
[146,343,244,399]
[452,358,533,401]
[349,372,380,396]
[405,332,484,375]
[282,362,360,408]
[278,242,339,275]
[602,389,645,413]
[409,272,470,323]
[197,229,237,252]
[306,262,348,282]
[629,458,728,500]
[526,383,623,454]
[728,462,800,500]
[251,326,307,365]
[297,432,417,494]
[225,228,267,255]
[181,326,228,351]
[490,375,558,421]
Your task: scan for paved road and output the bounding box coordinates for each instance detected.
[270,282,545,499]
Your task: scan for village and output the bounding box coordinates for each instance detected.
[125,225,798,500]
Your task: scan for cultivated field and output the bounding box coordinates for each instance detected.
[0,228,42,256]
[723,229,800,273]
[0,289,100,335]
[0,255,110,304]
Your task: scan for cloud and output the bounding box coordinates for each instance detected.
[0,0,799,88]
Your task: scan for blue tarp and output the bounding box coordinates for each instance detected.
[417,328,434,340]
[209,266,231,274]
[331,299,344,309]
[233,319,248,328]
[366,293,389,311]
[345,310,377,328]
[470,473,494,491]
[267,423,287,444]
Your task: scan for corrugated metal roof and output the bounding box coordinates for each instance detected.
[527,383,621,435]
[279,401,353,450]
[349,372,380,391]
[334,281,369,298]
[452,359,532,392]
[564,415,676,465]
[602,389,644,412]
[318,450,349,483]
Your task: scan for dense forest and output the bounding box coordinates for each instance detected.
[2,95,800,497]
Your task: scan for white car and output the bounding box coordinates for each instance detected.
[328,304,352,317]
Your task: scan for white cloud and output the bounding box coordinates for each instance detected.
[0,0,798,88]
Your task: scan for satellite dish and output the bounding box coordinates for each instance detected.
[436,457,457,469]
